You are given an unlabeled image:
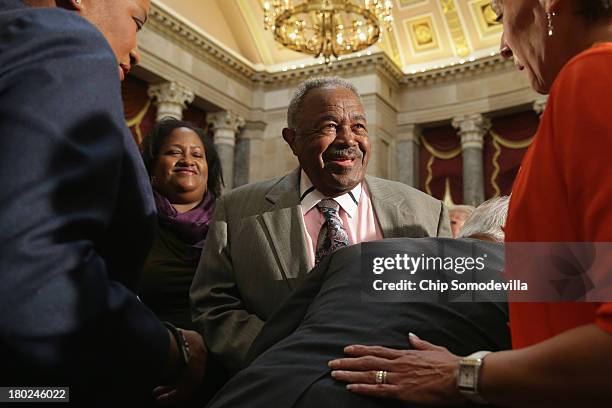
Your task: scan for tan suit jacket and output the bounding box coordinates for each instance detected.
[190,168,451,372]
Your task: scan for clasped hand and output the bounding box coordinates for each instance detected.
[154,329,207,406]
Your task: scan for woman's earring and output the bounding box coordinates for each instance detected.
[75,0,81,4]
[547,12,556,36]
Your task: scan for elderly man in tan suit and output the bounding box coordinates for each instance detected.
[190,77,451,374]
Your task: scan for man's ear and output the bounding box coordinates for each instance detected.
[282,128,298,156]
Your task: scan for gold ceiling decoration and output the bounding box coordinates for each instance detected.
[441,0,471,57]
[470,0,502,37]
[407,16,438,51]
[398,0,425,6]
[262,0,393,64]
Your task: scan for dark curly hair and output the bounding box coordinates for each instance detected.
[579,0,612,21]
[141,117,224,198]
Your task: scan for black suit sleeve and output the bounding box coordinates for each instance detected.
[243,256,333,368]
[0,9,168,389]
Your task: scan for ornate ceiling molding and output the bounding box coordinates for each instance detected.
[147,2,512,89]
[147,2,259,83]
[255,53,405,86]
[401,54,514,88]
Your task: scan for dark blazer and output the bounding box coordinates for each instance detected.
[0,1,167,404]
[206,238,510,408]
[191,168,451,373]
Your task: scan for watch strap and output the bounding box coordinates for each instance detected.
[457,350,491,404]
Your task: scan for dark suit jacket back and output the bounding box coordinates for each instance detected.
[0,1,167,404]
[207,238,510,408]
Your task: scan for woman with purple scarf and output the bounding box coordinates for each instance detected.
[140,118,225,405]
[140,118,223,331]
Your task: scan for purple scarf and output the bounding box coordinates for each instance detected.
[153,190,216,249]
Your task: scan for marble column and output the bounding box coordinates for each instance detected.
[207,111,245,191]
[148,81,195,121]
[234,120,266,188]
[533,95,549,116]
[396,124,422,187]
[452,114,490,206]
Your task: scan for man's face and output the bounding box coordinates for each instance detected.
[283,87,371,197]
[78,0,150,81]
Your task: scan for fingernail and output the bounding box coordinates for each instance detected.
[409,332,419,340]
[346,385,354,390]
[344,346,354,352]
[330,370,337,378]
[328,361,336,368]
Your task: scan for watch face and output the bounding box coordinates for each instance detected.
[458,366,476,388]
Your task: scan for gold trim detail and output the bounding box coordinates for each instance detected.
[384,23,403,66]
[490,130,533,149]
[469,0,502,38]
[425,155,435,195]
[443,177,455,206]
[490,136,502,197]
[489,130,533,196]
[398,0,426,7]
[421,133,461,196]
[440,0,471,57]
[125,99,152,145]
[421,135,461,160]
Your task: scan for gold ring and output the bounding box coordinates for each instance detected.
[375,370,387,384]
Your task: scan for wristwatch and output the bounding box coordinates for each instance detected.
[457,350,491,404]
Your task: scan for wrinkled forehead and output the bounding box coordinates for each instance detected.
[304,87,366,115]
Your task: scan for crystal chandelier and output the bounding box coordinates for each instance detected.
[263,0,393,64]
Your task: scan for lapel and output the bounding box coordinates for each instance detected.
[366,176,422,238]
[259,168,311,289]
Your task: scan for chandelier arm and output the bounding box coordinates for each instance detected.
[330,10,339,58]
[314,11,325,59]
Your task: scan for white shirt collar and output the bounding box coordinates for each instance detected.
[299,169,362,218]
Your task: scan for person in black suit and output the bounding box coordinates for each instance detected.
[0,0,204,405]
[206,197,511,408]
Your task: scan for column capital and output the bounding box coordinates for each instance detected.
[148,81,195,121]
[533,95,549,116]
[397,123,423,143]
[452,113,491,149]
[244,120,267,131]
[207,111,246,133]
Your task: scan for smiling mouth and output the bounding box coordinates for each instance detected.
[327,156,355,164]
[174,169,197,175]
[324,156,359,173]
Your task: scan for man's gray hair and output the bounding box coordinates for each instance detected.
[458,196,510,242]
[287,77,361,129]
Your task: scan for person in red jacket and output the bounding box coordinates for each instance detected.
[329,1,612,406]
